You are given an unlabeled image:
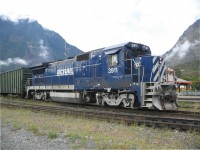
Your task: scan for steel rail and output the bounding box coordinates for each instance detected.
[1,98,200,116]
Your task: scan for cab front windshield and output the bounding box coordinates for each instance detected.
[125,43,151,58]
[124,43,151,75]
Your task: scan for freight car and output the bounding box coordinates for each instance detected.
[0,68,32,97]
[25,42,178,110]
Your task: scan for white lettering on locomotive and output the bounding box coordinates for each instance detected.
[108,67,118,74]
[57,68,74,76]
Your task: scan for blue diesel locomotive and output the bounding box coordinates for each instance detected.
[26,42,178,110]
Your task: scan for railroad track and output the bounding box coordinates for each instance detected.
[1,97,200,116]
[1,100,200,132]
[178,96,200,103]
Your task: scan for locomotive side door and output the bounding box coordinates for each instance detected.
[124,49,142,83]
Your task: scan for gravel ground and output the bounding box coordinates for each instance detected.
[1,109,200,149]
[1,122,96,150]
[1,121,200,149]
[1,123,72,150]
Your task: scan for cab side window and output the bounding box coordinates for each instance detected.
[108,54,118,66]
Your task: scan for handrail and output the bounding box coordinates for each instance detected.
[124,59,143,84]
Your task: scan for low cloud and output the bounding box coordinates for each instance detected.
[0,57,28,66]
[0,15,36,24]
[38,39,49,59]
[165,40,199,61]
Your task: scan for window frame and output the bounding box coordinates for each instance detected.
[108,53,118,66]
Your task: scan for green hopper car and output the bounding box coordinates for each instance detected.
[0,68,32,96]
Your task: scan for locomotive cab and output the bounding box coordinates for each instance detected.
[123,44,178,110]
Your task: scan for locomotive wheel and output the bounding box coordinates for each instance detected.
[85,95,91,103]
[96,95,104,106]
[122,98,130,107]
[121,94,134,108]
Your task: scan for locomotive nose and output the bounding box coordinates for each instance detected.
[152,95,178,110]
[152,84,178,110]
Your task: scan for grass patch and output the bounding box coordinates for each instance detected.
[178,101,200,112]
[66,133,87,149]
[27,124,39,134]
[67,133,82,142]
[12,122,21,131]
[1,107,200,149]
[48,131,58,139]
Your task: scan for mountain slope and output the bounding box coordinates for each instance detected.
[164,19,200,65]
[163,19,200,89]
[0,16,83,72]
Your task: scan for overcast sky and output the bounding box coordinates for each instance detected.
[0,0,200,55]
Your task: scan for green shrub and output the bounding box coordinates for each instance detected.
[28,124,39,133]
[48,131,58,139]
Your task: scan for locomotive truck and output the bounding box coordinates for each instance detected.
[0,42,178,110]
